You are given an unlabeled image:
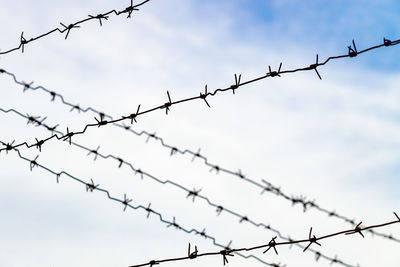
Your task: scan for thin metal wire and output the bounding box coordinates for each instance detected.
[4,142,399,267]
[1,38,399,153]
[1,38,400,243]
[0,0,151,55]
[0,106,359,267]
[127,212,400,267]
[0,142,279,267]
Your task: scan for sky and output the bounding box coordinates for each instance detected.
[0,1,400,267]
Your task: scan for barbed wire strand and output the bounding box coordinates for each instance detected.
[0,106,359,267]
[0,142,281,267]
[1,37,400,243]
[0,0,151,55]
[4,141,399,267]
[127,213,400,267]
[1,38,399,153]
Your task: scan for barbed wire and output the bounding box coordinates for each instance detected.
[1,37,400,243]
[0,106,359,267]
[4,141,399,267]
[128,213,400,267]
[0,0,150,55]
[0,142,280,267]
[1,38,399,154]
[1,38,399,152]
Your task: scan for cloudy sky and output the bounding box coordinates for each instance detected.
[0,1,399,267]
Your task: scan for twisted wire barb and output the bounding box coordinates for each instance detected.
[0,0,151,55]
[0,143,278,267]
[1,37,400,243]
[0,106,369,267]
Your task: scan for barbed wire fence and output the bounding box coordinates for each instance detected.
[1,2,399,267]
[0,106,362,267]
[0,143,279,267]
[1,68,399,244]
[2,142,399,267]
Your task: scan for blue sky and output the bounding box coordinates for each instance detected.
[192,0,400,70]
[0,1,400,267]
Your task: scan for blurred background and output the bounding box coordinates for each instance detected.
[0,1,399,266]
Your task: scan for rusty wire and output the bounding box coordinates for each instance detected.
[0,0,150,55]
[1,37,400,243]
[0,142,279,267]
[0,106,361,267]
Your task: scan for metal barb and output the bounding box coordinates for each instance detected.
[23,81,33,92]
[229,74,241,94]
[216,205,224,215]
[145,203,152,218]
[239,216,248,223]
[128,104,141,124]
[188,243,199,259]
[122,193,132,211]
[170,147,178,156]
[200,85,211,107]
[348,39,358,57]
[186,188,202,202]
[162,90,172,115]
[117,158,124,168]
[70,104,81,113]
[85,178,99,192]
[263,236,278,255]
[308,54,322,80]
[315,251,321,261]
[236,169,245,179]
[63,127,74,145]
[125,0,140,18]
[384,37,392,47]
[95,116,108,127]
[29,155,39,171]
[20,32,27,53]
[89,14,109,26]
[191,148,202,162]
[198,228,207,239]
[3,140,15,154]
[303,227,321,252]
[166,216,180,229]
[268,63,282,77]
[35,138,44,152]
[146,132,157,143]
[60,22,80,40]
[210,165,220,173]
[345,221,365,238]
[87,145,100,161]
